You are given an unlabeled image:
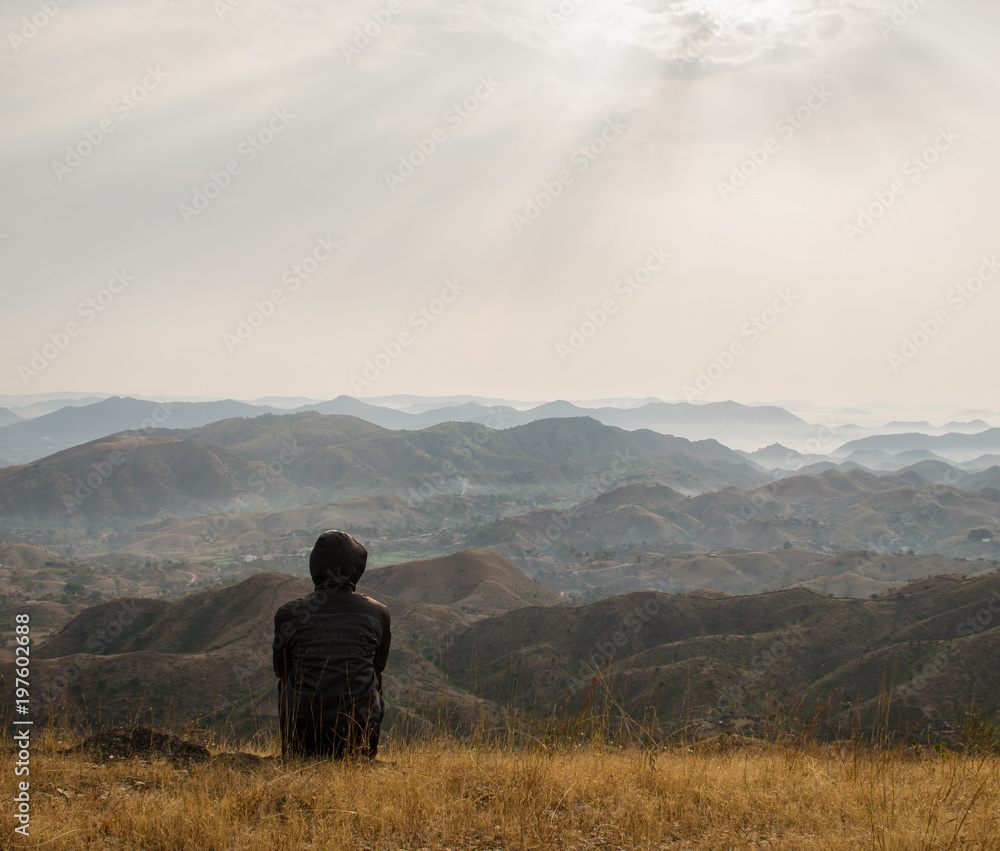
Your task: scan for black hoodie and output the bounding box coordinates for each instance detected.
[273,530,391,754]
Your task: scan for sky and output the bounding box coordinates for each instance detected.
[1,0,998,410]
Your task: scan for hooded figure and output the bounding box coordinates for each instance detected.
[273,530,391,758]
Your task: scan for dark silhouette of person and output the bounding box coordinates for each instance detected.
[273,530,391,758]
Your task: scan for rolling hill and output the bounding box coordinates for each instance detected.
[13,565,1000,740]
[471,468,1000,560]
[0,434,306,526]
[166,413,770,499]
[361,548,562,612]
[106,493,436,559]
[20,569,486,735]
[0,542,65,569]
[440,571,1000,732]
[835,429,1000,463]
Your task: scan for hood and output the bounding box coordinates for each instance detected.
[309,530,368,590]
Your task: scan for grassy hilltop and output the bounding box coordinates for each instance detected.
[2,723,999,850]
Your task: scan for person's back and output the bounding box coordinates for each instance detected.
[273,530,391,758]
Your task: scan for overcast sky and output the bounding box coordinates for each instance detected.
[1,0,998,410]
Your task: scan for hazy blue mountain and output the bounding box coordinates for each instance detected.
[8,396,110,419]
[293,395,420,429]
[966,466,1000,492]
[835,429,1000,462]
[0,408,21,428]
[0,412,773,527]
[893,460,970,488]
[942,419,992,432]
[845,449,957,472]
[173,413,771,500]
[0,396,281,464]
[962,454,1000,473]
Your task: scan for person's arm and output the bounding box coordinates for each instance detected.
[273,610,290,681]
[374,608,391,676]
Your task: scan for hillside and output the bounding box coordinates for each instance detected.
[835,428,1000,463]
[169,413,769,498]
[23,570,482,734]
[107,493,438,560]
[0,435,306,526]
[0,542,66,569]
[362,548,562,612]
[441,571,1000,732]
[0,396,282,464]
[0,413,774,529]
[11,565,1000,741]
[474,468,1000,560]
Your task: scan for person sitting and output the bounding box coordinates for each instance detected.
[273,530,391,758]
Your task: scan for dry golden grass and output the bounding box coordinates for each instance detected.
[3,725,1000,850]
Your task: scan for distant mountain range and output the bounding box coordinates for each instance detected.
[10,553,1000,738]
[835,430,1000,463]
[3,394,999,467]
[744,443,1000,475]
[0,414,770,527]
[0,397,282,465]
[0,395,821,464]
[167,412,766,496]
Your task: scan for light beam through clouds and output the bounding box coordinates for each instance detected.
[1,0,998,410]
